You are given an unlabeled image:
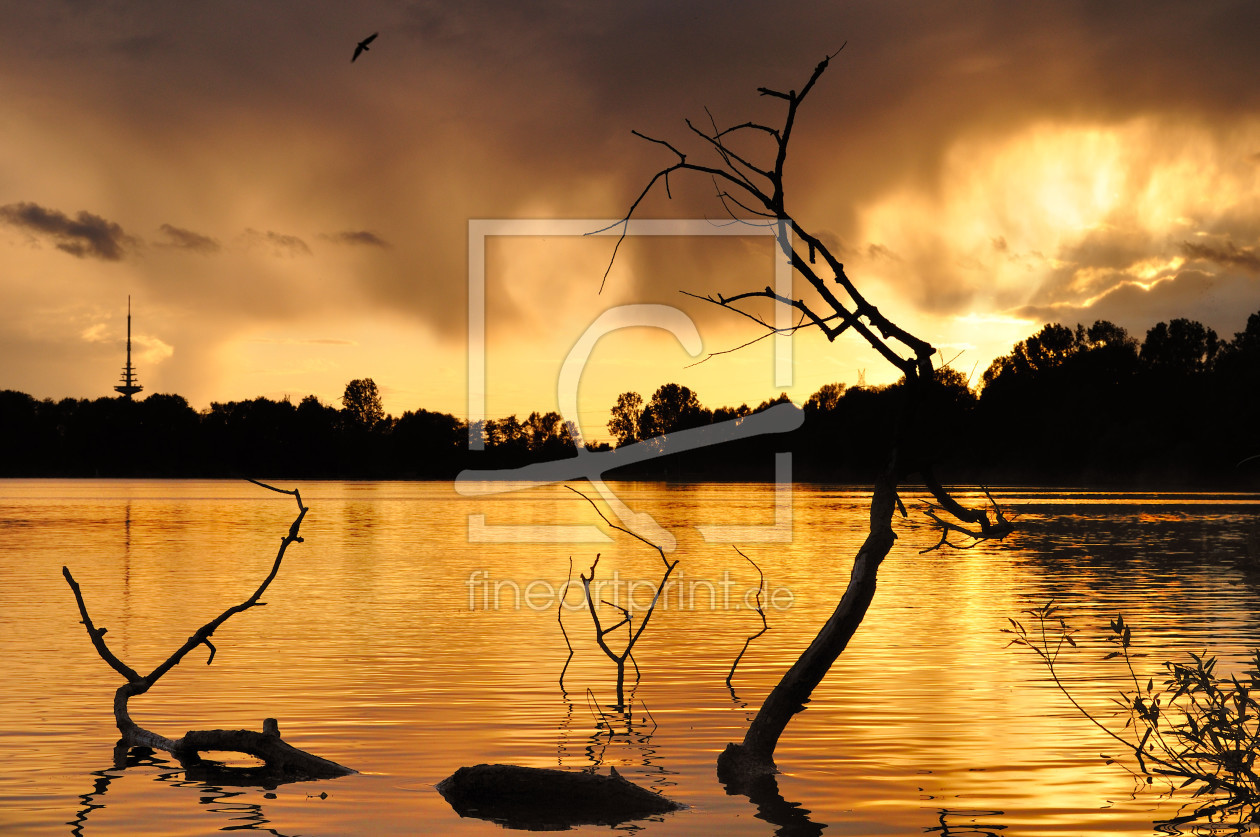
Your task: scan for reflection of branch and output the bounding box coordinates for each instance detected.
[722,772,825,837]
[69,767,116,836]
[63,480,354,782]
[71,748,299,837]
[925,807,1007,836]
[727,547,768,692]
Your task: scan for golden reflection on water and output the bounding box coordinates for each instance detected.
[0,479,1258,835]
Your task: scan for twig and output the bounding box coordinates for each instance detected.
[727,547,769,689]
[569,487,679,710]
[559,556,575,693]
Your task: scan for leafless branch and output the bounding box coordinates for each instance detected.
[919,484,1015,553]
[63,479,353,781]
[569,487,679,711]
[727,547,769,690]
[559,555,575,692]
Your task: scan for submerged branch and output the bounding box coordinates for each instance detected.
[63,479,354,782]
[727,547,769,691]
[570,487,679,711]
[558,555,576,693]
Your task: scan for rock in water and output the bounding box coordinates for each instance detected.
[436,763,683,829]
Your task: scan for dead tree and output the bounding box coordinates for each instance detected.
[603,50,1013,781]
[63,479,354,782]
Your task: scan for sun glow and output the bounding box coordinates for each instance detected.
[849,117,1260,323]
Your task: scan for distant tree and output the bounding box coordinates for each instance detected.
[752,392,793,413]
[138,393,201,475]
[640,383,710,439]
[1140,318,1219,376]
[342,378,384,429]
[523,411,574,456]
[0,389,44,475]
[486,414,526,452]
[1216,312,1260,380]
[712,403,751,424]
[981,322,1079,393]
[804,382,845,414]
[392,407,465,477]
[1210,311,1260,471]
[607,392,644,447]
[1079,320,1138,352]
[294,395,344,476]
[203,396,298,476]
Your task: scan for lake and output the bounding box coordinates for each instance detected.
[1,478,1259,836]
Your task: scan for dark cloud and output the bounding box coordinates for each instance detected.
[1181,239,1260,274]
[156,223,220,254]
[320,230,390,248]
[1012,269,1260,337]
[1023,225,1172,309]
[2,0,1260,408]
[239,228,311,257]
[866,243,901,261]
[0,201,135,260]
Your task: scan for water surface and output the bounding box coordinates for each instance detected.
[1,479,1258,835]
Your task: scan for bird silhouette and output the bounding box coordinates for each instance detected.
[352,32,378,62]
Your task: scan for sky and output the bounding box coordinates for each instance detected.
[2,1,1259,443]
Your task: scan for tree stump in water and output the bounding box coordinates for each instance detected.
[437,763,683,829]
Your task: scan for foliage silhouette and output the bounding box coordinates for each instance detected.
[0,310,1257,482]
[1006,602,1260,827]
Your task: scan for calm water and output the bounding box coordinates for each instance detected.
[1,479,1259,836]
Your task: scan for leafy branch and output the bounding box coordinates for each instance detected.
[1005,602,1260,823]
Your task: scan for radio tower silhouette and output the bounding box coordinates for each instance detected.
[114,296,143,399]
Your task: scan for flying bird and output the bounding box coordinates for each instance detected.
[352,32,378,63]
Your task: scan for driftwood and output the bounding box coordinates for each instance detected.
[437,763,682,829]
[63,479,354,783]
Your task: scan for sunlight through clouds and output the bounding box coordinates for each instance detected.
[1,2,1258,416]
[850,116,1260,332]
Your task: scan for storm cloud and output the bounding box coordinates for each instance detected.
[1,1,1259,415]
[0,202,135,261]
[239,228,312,257]
[320,230,390,248]
[156,223,221,254]
[1181,239,1260,275]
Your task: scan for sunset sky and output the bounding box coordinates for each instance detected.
[2,2,1258,441]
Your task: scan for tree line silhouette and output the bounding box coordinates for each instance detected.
[1,312,1256,484]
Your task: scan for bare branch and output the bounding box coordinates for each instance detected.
[62,567,142,683]
[62,479,352,781]
[558,555,575,692]
[727,547,769,689]
[918,485,1015,553]
[570,487,679,711]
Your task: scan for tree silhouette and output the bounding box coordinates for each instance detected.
[341,377,384,429]
[803,382,845,415]
[640,383,710,439]
[1141,318,1219,376]
[607,391,644,447]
